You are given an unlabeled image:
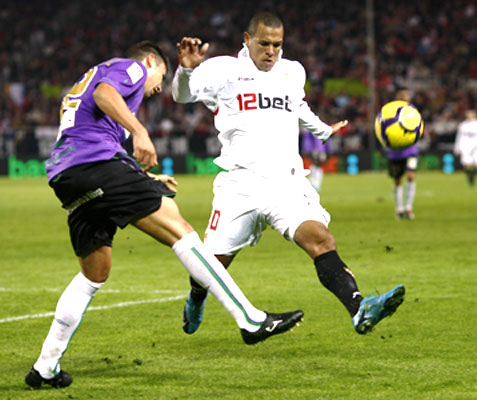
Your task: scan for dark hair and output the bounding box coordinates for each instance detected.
[247,11,283,36]
[395,87,411,102]
[125,40,169,74]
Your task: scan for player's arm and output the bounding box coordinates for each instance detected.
[294,62,347,140]
[330,120,349,135]
[172,37,209,103]
[453,126,462,155]
[298,101,348,140]
[93,82,158,171]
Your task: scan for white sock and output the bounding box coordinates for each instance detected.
[394,184,404,212]
[172,232,266,331]
[34,272,103,378]
[405,181,416,211]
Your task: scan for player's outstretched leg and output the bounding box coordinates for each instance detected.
[173,232,303,343]
[25,366,73,389]
[241,310,304,345]
[352,284,405,334]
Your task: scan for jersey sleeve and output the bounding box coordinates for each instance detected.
[293,62,333,141]
[172,57,230,111]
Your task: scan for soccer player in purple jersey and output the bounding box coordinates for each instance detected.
[386,89,419,220]
[25,41,303,389]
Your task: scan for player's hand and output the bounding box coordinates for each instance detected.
[132,130,158,172]
[177,37,209,69]
[146,173,178,193]
[331,120,348,135]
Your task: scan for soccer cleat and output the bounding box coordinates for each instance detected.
[405,209,415,220]
[353,284,405,334]
[241,310,304,345]
[182,290,209,334]
[25,366,73,389]
[395,211,405,220]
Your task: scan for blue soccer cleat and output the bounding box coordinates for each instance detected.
[353,284,405,334]
[182,291,209,334]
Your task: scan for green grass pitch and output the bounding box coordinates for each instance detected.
[1,172,476,399]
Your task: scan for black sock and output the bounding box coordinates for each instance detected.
[466,170,475,186]
[189,277,208,302]
[314,250,362,316]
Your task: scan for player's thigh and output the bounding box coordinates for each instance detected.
[388,159,406,179]
[204,202,263,255]
[204,171,264,255]
[267,177,330,241]
[134,197,194,247]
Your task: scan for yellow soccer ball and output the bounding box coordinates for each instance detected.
[375,100,424,150]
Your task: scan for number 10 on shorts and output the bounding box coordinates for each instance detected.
[209,210,221,230]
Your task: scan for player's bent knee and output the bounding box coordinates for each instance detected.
[79,246,112,283]
[294,221,336,258]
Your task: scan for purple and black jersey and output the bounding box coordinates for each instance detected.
[301,131,331,154]
[386,143,419,160]
[45,58,147,181]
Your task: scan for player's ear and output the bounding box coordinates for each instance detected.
[244,32,251,46]
[145,53,156,68]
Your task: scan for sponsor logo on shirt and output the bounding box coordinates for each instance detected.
[126,62,144,85]
[237,93,292,112]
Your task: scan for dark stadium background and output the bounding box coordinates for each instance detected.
[1,0,475,176]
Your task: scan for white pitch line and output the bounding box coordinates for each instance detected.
[0,295,187,324]
[0,287,185,294]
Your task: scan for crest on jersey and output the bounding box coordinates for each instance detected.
[126,62,144,85]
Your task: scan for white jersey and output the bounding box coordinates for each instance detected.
[454,119,477,166]
[172,45,332,178]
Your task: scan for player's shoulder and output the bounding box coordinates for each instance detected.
[98,58,146,85]
[277,58,306,78]
[458,119,475,131]
[279,57,305,69]
[280,57,305,69]
[100,57,139,68]
[201,55,238,70]
[193,55,238,80]
[99,57,145,74]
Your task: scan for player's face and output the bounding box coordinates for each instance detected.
[144,57,167,98]
[244,22,283,72]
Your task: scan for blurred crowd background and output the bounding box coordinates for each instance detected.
[1,0,476,158]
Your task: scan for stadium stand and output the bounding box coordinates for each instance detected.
[1,0,476,160]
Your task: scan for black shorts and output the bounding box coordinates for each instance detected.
[50,153,175,257]
[388,156,418,179]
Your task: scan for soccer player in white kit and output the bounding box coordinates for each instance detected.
[172,11,405,335]
[454,109,477,186]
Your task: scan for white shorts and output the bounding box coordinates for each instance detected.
[204,168,331,255]
[460,147,477,167]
